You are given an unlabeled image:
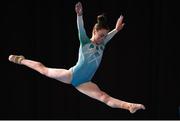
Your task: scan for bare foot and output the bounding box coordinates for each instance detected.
[129,103,145,113]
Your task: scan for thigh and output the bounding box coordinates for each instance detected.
[76,82,105,100]
[47,68,72,84]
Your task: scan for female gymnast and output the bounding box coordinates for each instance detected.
[8,2,145,113]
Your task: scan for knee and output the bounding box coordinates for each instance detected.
[35,62,48,75]
[99,92,116,108]
[35,62,44,67]
[41,67,48,76]
[99,92,110,103]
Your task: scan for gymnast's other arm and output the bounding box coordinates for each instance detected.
[103,15,125,45]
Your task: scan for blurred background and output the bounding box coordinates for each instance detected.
[1,0,180,119]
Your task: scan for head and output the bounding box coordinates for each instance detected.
[91,14,110,44]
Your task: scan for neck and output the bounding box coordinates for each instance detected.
[91,37,102,45]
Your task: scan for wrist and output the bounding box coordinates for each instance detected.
[114,28,119,32]
[77,13,83,16]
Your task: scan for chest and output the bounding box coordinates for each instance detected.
[82,43,105,55]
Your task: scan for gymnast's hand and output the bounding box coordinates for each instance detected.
[115,15,125,32]
[75,2,83,16]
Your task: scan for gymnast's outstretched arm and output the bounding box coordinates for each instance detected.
[104,15,125,45]
[75,2,89,45]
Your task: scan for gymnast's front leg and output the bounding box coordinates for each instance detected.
[76,81,145,113]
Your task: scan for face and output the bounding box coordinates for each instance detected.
[93,29,109,44]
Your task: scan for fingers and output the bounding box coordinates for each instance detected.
[75,2,82,11]
[75,2,83,15]
[116,15,125,29]
[118,15,124,24]
[78,2,82,6]
[76,1,82,8]
[115,15,125,31]
[121,23,125,28]
[119,15,124,19]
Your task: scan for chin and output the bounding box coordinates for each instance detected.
[97,41,103,44]
[94,39,103,44]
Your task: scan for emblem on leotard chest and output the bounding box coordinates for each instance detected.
[88,44,104,51]
[83,43,104,66]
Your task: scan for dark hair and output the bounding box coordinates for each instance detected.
[93,14,110,31]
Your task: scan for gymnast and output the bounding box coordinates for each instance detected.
[8,2,145,113]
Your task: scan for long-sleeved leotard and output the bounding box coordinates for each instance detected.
[70,15,117,87]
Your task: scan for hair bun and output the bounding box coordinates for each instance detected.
[97,14,107,25]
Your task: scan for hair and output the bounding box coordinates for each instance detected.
[93,14,110,32]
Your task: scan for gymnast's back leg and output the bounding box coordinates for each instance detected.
[8,55,72,84]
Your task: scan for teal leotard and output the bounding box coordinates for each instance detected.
[70,16,117,87]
